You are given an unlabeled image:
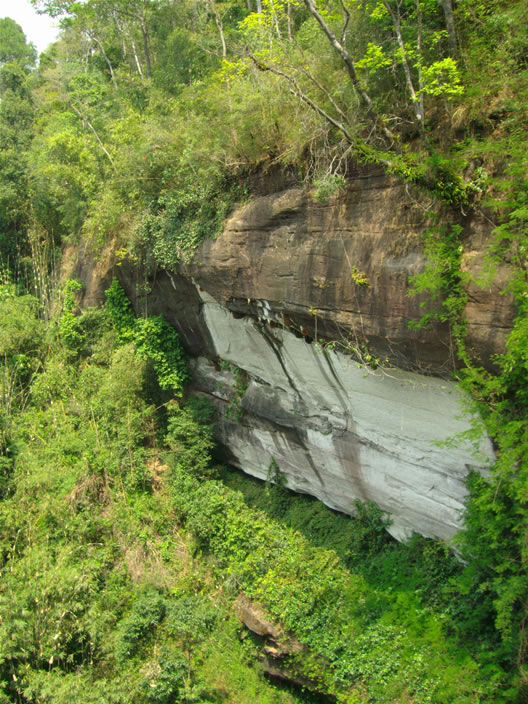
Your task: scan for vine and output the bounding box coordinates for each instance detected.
[219,360,249,421]
[105,277,189,395]
[407,223,468,363]
[407,192,528,677]
[135,179,248,270]
[59,279,84,353]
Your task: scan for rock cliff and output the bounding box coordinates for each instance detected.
[181,168,513,375]
[72,168,514,541]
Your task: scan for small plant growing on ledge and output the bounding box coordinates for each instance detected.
[312,173,347,203]
[351,266,370,287]
[220,360,249,421]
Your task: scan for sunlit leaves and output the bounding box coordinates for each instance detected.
[420,57,463,97]
[355,42,391,72]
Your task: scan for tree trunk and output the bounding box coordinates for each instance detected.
[130,37,144,77]
[140,18,152,79]
[438,0,457,55]
[90,32,118,89]
[383,0,424,125]
[415,0,425,123]
[302,0,399,147]
[208,0,227,58]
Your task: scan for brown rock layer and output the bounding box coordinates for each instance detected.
[65,168,514,376]
[61,168,515,541]
[180,170,514,374]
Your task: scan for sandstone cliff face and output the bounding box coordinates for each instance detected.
[182,169,514,375]
[74,169,514,541]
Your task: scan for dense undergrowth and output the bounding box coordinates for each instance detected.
[0,284,518,702]
[0,283,314,704]
[1,0,528,700]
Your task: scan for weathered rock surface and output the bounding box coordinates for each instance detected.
[182,171,514,375]
[192,288,493,541]
[67,168,514,542]
[234,596,312,690]
[234,595,286,641]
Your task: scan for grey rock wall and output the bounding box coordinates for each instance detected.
[193,287,493,542]
[65,169,508,543]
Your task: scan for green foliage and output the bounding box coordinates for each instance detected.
[62,278,82,313]
[0,291,44,457]
[0,293,43,359]
[452,304,528,676]
[404,170,528,694]
[265,457,290,515]
[105,277,189,394]
[220,360,249,421]
[118,587,167,659]
[349,500,392,560]
[59,279,84,352]
[165,401,215,479]
[420,58,463,98]
[0,18,37,68]
[170,462,504,702]
[312,173,346,203]
[224,466,391,566]
[0,287,316,704]
[401,132,528,686]
[266,456,286,489]
[137,178,247,268]
[0,286,523,703]
[104,275,136,341]
[407,223,467,356]
[2,0,528,699]
[0,55,34,273]
[134,316,189,393]
[140,651,195,704]
[167,594,217,645]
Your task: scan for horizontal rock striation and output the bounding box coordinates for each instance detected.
[70,168,514,541]
[182,171,514,376]
[192,288,493,541]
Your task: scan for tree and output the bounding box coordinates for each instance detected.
[234,0,465,188]
[437,0,457,55]
[0,22,36,273]
[33,0,157,79]
[0,18,37,67]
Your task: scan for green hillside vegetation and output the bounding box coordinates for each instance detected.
[1,0,528,700]
[0,281,517,702]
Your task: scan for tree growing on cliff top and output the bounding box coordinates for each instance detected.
[33,0,160,79]
[0,23,36,274]
[237,0,463,155]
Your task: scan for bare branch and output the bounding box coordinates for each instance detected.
[302,0,400,149]
[293,42,353,126]
[69,101,119,176]
[339,0,350,45]
[249,54,397,172]
[301,63,351,126]
[249,54,354,143]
